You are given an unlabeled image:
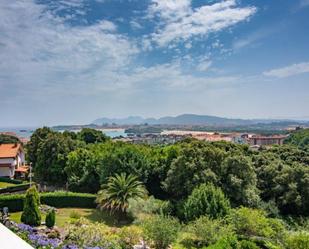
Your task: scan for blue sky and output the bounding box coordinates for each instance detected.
[0,0,309,126]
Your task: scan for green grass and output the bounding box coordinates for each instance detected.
[10,208,122,228]
[0,182,16,188]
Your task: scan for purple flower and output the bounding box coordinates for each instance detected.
[62,244,79,249]
[18,223,34,233]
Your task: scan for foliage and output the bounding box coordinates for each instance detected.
[0,177,23,184]
[285,231,309,249]
[21,186,41,226]
[142,215,181,249]
[0,191,96,212]
[96,173,147,215]
[0,134,20,144]
[66,148,101,193]
[183,183,231,221]
[230,207,285,244]
[181,216,235,248]
[128,196,172,219]
[45,209,56,228]
[78,128,109,144]
[284,128,309,151]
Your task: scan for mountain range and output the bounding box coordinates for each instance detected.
[92,114,308,126]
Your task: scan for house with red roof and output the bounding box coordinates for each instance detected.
[0,143,27,178]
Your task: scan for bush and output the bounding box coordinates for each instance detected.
[285,232,309,249]
[0,191,96,212]
[0,194,24,212]
[230,207,285,242]
[21,186,41,226]
[45,209,56,228]
[0,183,31,194]
[183,184,231,221]
[181,216,235,248]
[128,196,172,218]
[40,191,96,208]
[142,215,180,249]
[239,240,259,249]
[0,177,23,184]
[205,236,239,249]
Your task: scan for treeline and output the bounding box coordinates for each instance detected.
[27,127,309,217]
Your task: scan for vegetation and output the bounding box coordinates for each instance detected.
[45,209,56,228]
[15,127,309,248]
[96,173,147,216]
[0,134,20,144]
[183,183,231,221]
[142,215,180,249]
[21,186,41,226]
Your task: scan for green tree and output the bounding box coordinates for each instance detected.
[66,148,100,193]
[78,128,109,144]
[184,183,231,221]
[35,132,79,184]
[221,156,259,207]
[45,209,56,228]
[0,134,20,144]
[96,173,147,216]
[21,186,41,226]
[26,127,54,166]
[142,215,180,249]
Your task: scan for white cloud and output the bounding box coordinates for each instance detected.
[263,62,309,78]
[148,0,256,47]
[0,0,138,100]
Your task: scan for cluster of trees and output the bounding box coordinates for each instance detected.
[0,134,20,144]
[27,128,309,217]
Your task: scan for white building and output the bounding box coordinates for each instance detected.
[0,144,26,178]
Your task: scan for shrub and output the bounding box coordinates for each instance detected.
[0,191,96,212]
[181,216,235,248]
[21,186,41,226]
[239,240,259,249]
[205,236,239,249]
[142,215,180,249]
[285,232,309,249]
[69,210,81,219]
[45,209,56,228]
[230,207,285,242]
[0,183,31,194]
[128,196,172,218]
[118,226,143,249]
[0,194,24,212]
[40,191,96,208]
[183,184,231,221]
[0,177,23,184]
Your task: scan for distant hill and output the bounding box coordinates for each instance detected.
[92,114,308,127]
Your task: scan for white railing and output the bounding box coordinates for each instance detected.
[0,223,34,249]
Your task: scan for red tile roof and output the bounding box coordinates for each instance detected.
[0,144,22,158]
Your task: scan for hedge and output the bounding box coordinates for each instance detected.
[0,191,96,212]
[0,177,23,184]
[0,183,31,194]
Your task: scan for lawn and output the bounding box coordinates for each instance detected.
[10,208,121,228]
[0,182,16,188]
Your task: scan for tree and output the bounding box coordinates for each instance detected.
[0,134,20,144]
[142,215,180,249]
[21,186,41,226]
[78,128,109,144]
[183,184,231,221]
[35,132,79,184]
[221,156,259,207]
[66,148,101,193]
[96,173,147,216]
[45,209,56,228]
[163,142,225,199]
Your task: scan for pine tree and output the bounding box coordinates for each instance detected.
[45,209,56,228]
[21,186,41,226]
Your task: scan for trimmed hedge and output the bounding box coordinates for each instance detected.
[40,191,96,208]
[0,191,96,212]
[0,183,31,194]
[0,177,23,184]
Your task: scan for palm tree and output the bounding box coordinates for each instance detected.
[96,173,147,216]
